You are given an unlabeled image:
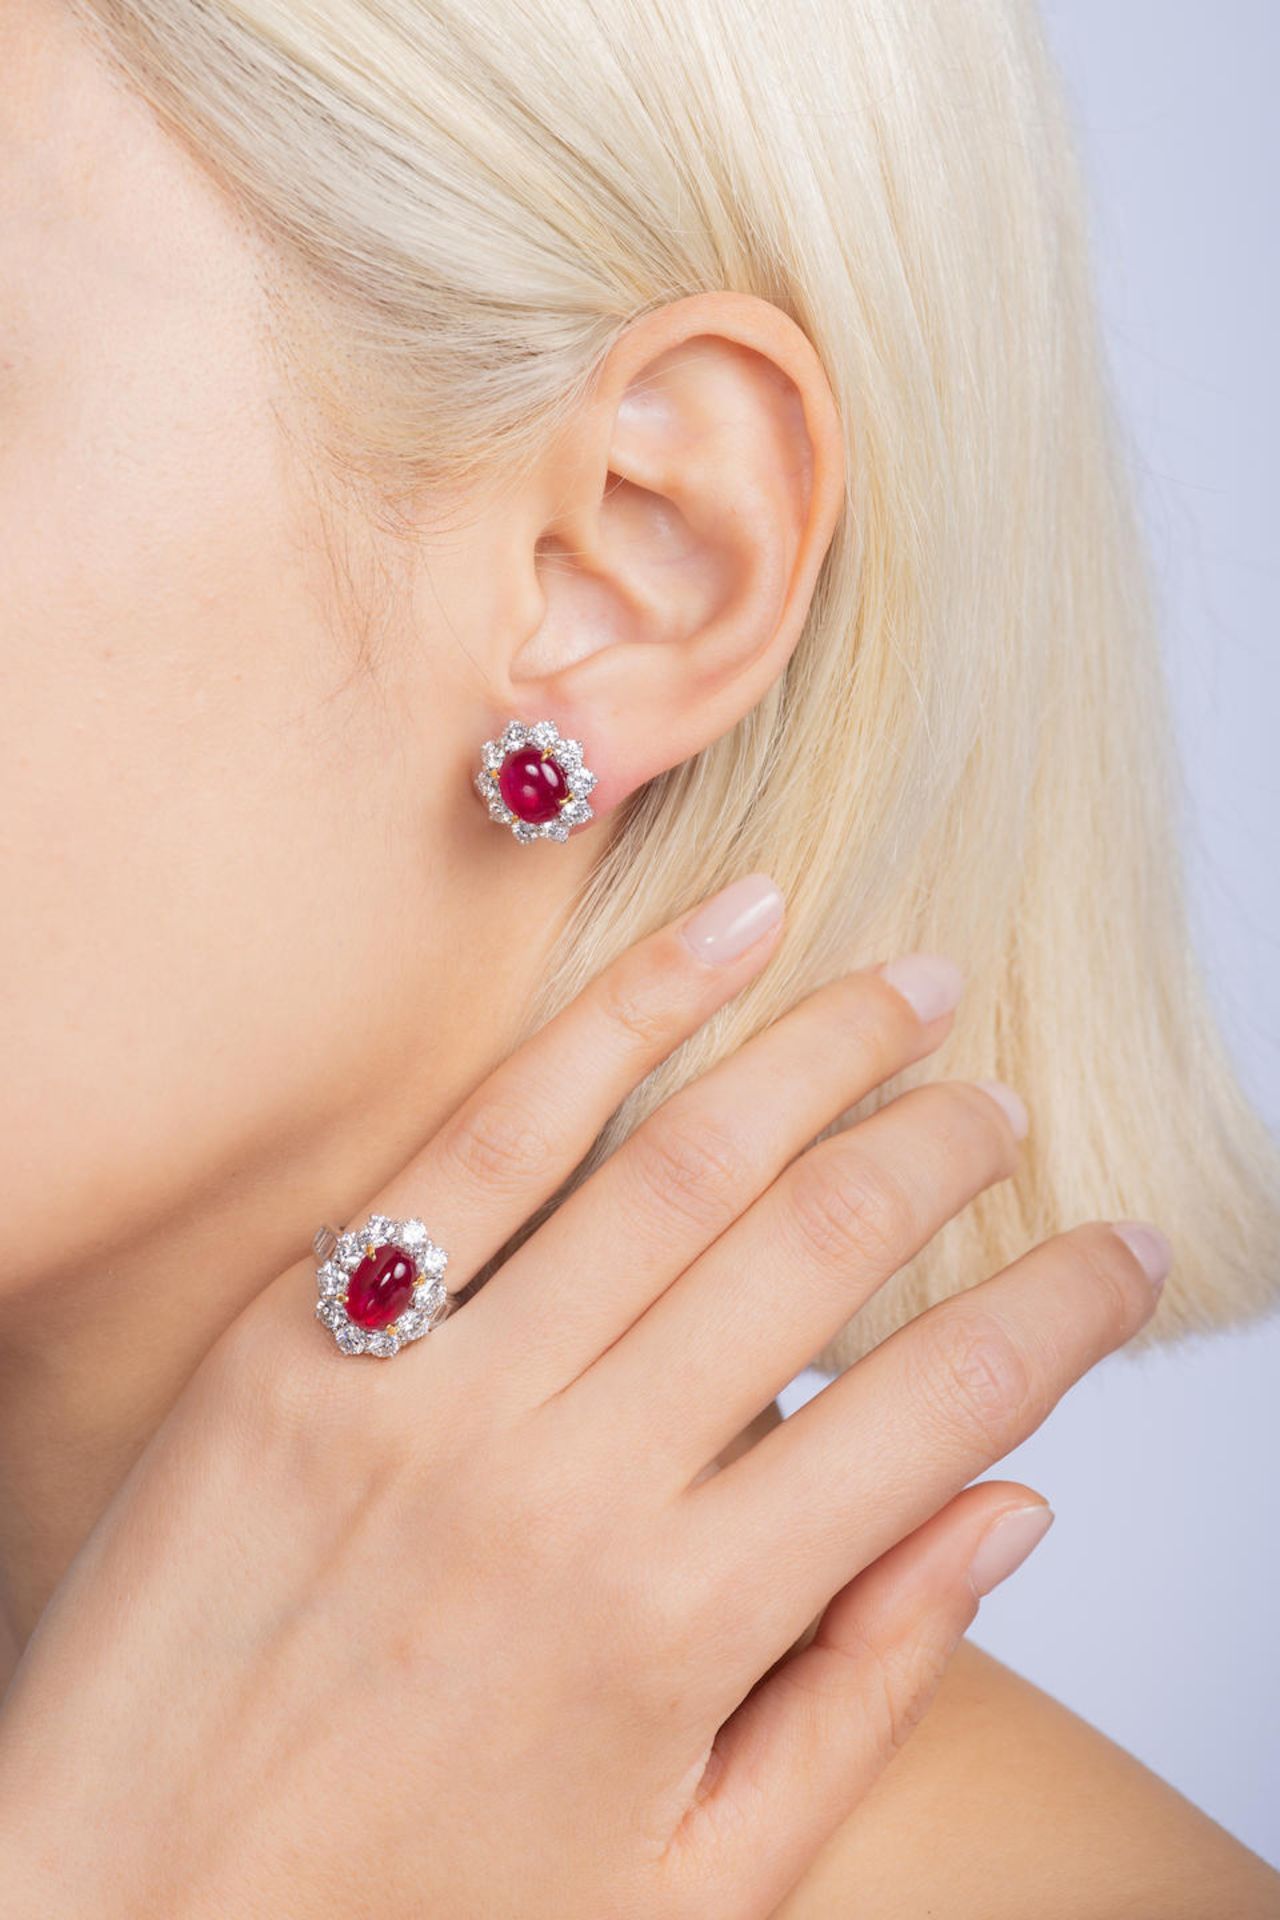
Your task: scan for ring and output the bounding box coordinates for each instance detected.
[312,1214,455,1358]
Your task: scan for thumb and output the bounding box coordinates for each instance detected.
[671,1481,1053,1911]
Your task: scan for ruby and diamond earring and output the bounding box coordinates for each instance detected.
[473,718,598,844]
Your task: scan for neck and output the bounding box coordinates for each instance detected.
[0,1157,316,1653]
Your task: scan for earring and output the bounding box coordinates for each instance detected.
[473,718,599,844]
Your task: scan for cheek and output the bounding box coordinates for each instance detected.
[0,313,404,1257]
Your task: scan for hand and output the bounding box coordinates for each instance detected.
[0,875,1168,1919]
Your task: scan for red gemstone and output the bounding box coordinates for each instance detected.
[346,1243,417,1330]
[498,747,569,824]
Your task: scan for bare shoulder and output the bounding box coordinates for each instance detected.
[772,1639,1280,1920]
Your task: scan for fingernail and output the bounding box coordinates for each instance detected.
[973,1079,1029,1140]
[967,1504,1055,1599]
[680,874,785,966]
[878,953,965,1023]
[1110,1220,1173,1292]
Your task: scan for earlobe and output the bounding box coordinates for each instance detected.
[498,291,845,819]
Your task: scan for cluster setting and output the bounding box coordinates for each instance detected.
[314,1214,451,1358]
[474,718,598,844]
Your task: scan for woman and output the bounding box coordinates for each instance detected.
[0,0,1275,1911]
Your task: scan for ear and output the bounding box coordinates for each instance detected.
[484,291,846,818]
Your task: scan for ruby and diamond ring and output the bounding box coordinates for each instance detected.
[313,1214,455,1358]
[474,718,598,844]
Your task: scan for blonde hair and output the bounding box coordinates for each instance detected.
[76,0,1278,1368]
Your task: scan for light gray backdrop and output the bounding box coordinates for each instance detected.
[780,0,1280,1869]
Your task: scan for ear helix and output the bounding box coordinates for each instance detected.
[473,718,599,845]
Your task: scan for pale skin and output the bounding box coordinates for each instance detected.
[0,5,1275,1915]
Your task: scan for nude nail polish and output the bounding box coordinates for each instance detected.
[973,1079,1030,1140]
[1110,1220,1173,1291]
[967,1504,1055,1598]
[878,953,965,1023]
[680,874,784,966]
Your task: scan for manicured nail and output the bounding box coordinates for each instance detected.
[680,874,785,966]
[1110,1220,1173,1291]
[878,953,965,1023]
[967,1504,1055,1599]
[973,1079,1029,1140]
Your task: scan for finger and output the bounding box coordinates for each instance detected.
[261,873,786,1348]
[666,1482,1054,1911]
[570,1076,1024,1478]
[464,956,965,1391]
[688,1218,1169,1695]
[371,872,784,1279]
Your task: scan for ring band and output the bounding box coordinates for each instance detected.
[313,1214,455,1358]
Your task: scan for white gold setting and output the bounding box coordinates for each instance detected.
[312,1214,453,1358]
[473,717,598,844]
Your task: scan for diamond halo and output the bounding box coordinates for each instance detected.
[473,717,598,845]
[313,1214,453,1359]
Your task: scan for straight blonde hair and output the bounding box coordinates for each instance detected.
[75,0,1279,1369]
